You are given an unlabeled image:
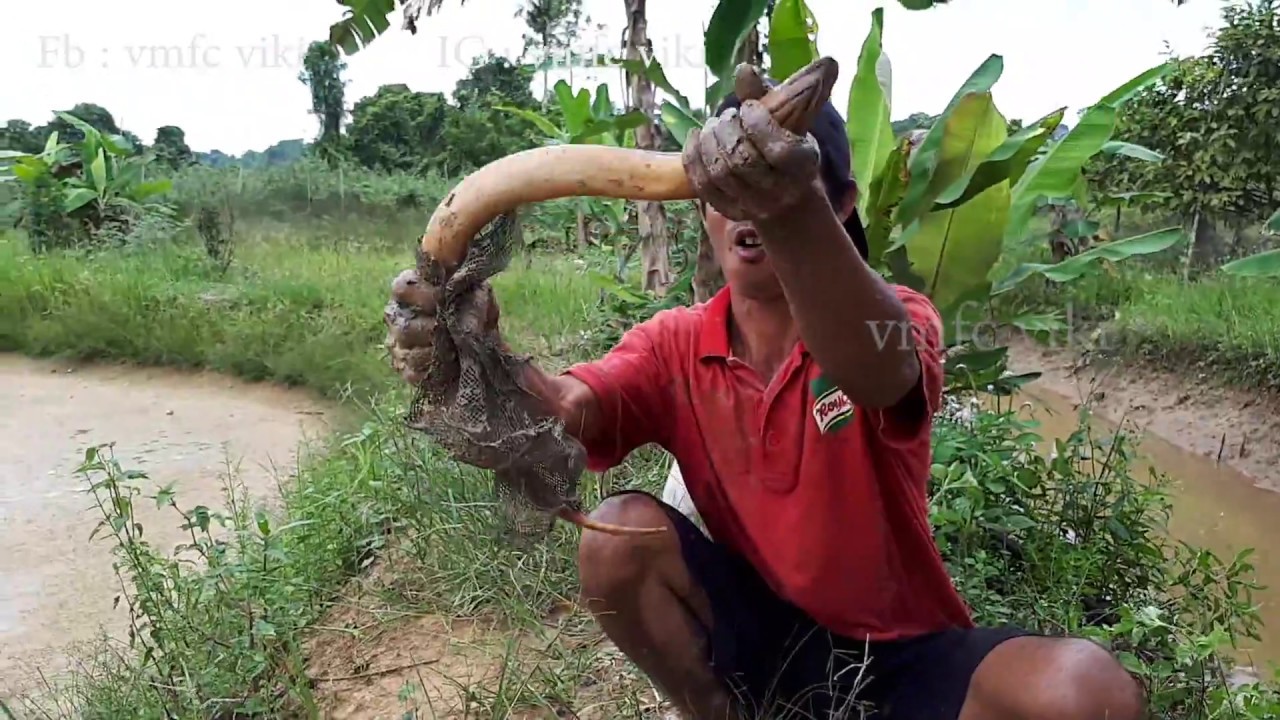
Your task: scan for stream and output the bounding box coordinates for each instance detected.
[1013,380,1280,671]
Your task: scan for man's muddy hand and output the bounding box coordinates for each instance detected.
[681,63,825,225]
[382,267,502,386]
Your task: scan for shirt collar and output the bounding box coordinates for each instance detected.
[696,284,809,361]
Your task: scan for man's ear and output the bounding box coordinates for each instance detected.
[836,184,858,221]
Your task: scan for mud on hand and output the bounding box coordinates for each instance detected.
[383,267,501,386]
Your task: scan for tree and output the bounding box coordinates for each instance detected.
[32,103,145,155]
[1086,0,1280,271]
[348,84,451,173]
[622,0,673,293]
[452,51,538,108]
[0,120,43,154]
[152,125,195,170]
[299,40,349,163]
[891,111,937,137]
[516,0,583,101]
[443,53,549,172]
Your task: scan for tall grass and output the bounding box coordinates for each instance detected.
[0,215,601,401]
[993,217,1280,393]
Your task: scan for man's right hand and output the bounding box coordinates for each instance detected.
[383,267,503,387]
[382,265,598,442]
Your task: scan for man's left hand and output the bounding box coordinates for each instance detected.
[682,63,824,226]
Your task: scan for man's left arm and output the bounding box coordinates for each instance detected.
[756,194,927,412]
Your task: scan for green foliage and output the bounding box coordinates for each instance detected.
[3,0,1275,715]
[841,13,1178,345]
[3,224,1276,716]
[196,139,307,169]
[347,84,451,173]
[329,0,400,55]
[931,399,1279,717]
[703,0,771,104]
[891,111,936,137]
[903,92,1010,316]
[151,125,195,171]
[847,8,895,217]
[1087,1,1280,226]
[1,114,173,253]
[767,0,820,81]
[0,119,45,154]
[344,53,547,177]
[516,0,585,97]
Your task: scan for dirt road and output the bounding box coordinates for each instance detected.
[0,354,334,697]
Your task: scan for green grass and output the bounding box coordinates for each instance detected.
[0,218,601,401]
[3,213,1279,719]
[1110,274,1280,389]
[992,223,1280,394]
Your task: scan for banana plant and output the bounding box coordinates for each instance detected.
[834,8,1181,392]
[1219,207,1280,278]
[2,112,172,250]
[331,0,899,59]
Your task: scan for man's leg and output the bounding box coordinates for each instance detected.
[959,635,1146,720]
[875,627,1146,720]
[576,492,740,720]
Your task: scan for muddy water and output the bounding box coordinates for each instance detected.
[0,354,336,698]
[1011,381,1280,670]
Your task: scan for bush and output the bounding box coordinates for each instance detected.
[932,395,1279,716]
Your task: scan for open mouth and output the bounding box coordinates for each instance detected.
[732,226,766,263]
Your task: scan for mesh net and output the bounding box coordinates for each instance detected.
[387,211,589,543]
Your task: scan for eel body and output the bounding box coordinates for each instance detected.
[420,56,841,269]
[556,507,667,536]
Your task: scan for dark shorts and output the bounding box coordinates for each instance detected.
[609,490,1035,720]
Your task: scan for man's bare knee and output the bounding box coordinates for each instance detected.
[577,493,679,602]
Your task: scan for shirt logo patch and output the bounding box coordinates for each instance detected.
[810,374,853,434]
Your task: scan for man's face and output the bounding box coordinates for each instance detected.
[703,202,784,300]
[701,184,857,302]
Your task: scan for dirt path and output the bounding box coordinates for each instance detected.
[0,354,336,698]
[1006,336,1280,493]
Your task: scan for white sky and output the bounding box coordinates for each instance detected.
[2,0,1229,156]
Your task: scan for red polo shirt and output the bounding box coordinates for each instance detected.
[563,284,973,641]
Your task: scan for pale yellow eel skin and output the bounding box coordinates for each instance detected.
[420,56,841,270]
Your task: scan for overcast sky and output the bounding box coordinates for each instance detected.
[3,0,1228,156]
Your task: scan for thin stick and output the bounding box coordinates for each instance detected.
[312,657,442,683]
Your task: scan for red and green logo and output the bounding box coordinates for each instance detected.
[810,374,853,434]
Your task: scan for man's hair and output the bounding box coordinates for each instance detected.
[711,80,870,261]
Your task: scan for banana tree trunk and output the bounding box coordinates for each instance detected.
[693,222,723,302]
[623,0,672,294]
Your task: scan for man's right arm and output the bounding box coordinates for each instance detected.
[514,365,601,442]
[517,320,678,473]
[386,268,678,472]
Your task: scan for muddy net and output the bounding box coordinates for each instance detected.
[388,212,588,544]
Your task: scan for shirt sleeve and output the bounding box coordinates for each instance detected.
[865,286,945,447]
[561,312,680,472]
